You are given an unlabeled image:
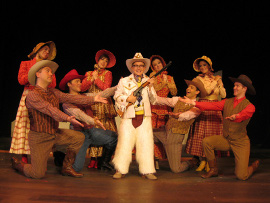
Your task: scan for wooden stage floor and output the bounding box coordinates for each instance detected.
[1,151,270,203]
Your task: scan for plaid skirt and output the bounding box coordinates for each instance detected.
[186,99,224,157]
[10,89,31,154]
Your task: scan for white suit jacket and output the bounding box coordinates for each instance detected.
[114,74,157,119]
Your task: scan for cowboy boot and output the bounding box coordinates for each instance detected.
[142,173,158,180]
[196,160,206,171]
[87,157,97,169]
[21,154,28,164]
[201,159,218,179]
[11,157,25,175]
[61,149,83,178]
[99,147,115,171]
[113,171,125,179]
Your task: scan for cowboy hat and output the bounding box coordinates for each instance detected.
[28,60,59,86]
[126,53,150,74]
[95,49,116,68]
[229,74,256,95]
[193,55,214,72]
[185,78,208,98]
[28,41,57,60]
[59,69,86,91]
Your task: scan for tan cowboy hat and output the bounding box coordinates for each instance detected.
[193,55,213,72]
[185,78,208,98]
[126,53,150,74]
[28,41,57,60]
[28,60,59,86]
[229,74,256,95]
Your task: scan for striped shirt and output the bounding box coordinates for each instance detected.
[26,85,94,134]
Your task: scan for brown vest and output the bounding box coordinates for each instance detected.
[28,87,59,134]
[223,98,251,139]
[166,101,195,134]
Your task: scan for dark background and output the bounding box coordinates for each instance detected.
[1,0,269,147]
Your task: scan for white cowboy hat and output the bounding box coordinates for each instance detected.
[126,53,150,74]
[28,60,59,86]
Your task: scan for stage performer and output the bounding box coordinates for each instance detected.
[149,55,177,165]
[81,49,117,169]
[10,41,57,164]
[152,78,207,173]
[186,55,227,172]
[179,74,260,180]
[11,60,107,179]
[59,69,117,172]
[112,53,157,180]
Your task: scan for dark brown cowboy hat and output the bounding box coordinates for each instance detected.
[185,78,208,98]
[229,74,256,95]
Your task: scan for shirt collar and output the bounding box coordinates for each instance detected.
[234,96,246,103]
[36,85,49,93]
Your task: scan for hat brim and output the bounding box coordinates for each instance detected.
[185,79,208,98]
[28,41,57,60]
[126,58,150,74]
[95,49,116,68]
[59,75,85,91]
[229,77,256,95]
[193,58,214,72]
[28,60,58,86]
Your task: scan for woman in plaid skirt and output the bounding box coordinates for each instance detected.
[186,56,227,171]
[10,41,56,163]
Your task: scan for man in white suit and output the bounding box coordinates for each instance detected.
[112,53,157,180]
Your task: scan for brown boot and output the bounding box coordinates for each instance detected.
[11,157,25,175]
[201,159,218,179]
[61,150,83,178]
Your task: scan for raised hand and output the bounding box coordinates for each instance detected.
[94,117,106,130]
[225,114,238,121]
[178,96,196,105]
[94,93,108,104]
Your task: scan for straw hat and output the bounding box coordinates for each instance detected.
[229,74,256,95]
[185,78,208,98]
[193,56,213,72]
[59,69,86,91]
[95,49,116,68]
[126,53,150,74]
[28,60,58,86]
[28,41,56,60]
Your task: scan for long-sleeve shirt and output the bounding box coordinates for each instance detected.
[154,96,200,121]
[195,96,255,123]
[26,86,95,134]
[81,69,112,92]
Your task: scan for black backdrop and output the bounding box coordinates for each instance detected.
[1,0,269,147]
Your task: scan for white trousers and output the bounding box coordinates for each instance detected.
[112,116,156,175]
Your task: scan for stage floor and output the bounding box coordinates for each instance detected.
[1,151,270,203]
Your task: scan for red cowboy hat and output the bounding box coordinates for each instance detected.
[95,49,116,68]
[59,69,85,91]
